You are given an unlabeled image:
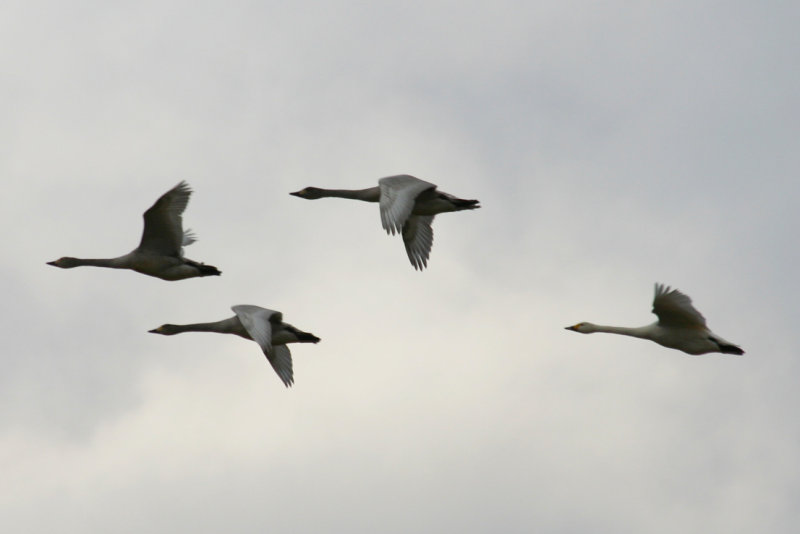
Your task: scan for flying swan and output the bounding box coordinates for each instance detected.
[565,283,744,355]
[47,181,221,280]
[290,175,480,270]
[149,305,320,387]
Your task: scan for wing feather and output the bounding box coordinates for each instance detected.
[379,175,436,235]
[232,305,295,387]
[138,181,193,256]
[402,215,434,270]
[232,305,278,353]
[652,283,707,328]
[182,228,197,247]
[268,345,294,387]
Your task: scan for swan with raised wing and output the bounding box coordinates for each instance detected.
[565,284,744,355]
[47,181,220,280]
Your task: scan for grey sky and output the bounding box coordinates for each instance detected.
[2,1,799,532]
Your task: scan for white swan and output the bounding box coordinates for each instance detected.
[290,175,480,270]
[565,283,744,355]
[149,305,320,387]
[47,181,220,281]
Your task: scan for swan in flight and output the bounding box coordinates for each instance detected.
[149,305,320,387]
[565,283,744,355]
[290,175,480,270]
[47,181,221,281]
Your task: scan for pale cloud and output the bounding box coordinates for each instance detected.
[1,1,798,533]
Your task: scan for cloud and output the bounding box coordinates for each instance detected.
[2,1,799,533]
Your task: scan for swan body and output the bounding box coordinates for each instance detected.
[565,284,744,355]
[149,305,320,387]
[47,181,221,281]
[290,175,480,270]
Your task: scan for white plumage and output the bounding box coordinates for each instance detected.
[565,284,744,355]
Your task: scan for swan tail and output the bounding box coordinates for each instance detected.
[451,198,481,211]
[710,336,744,355]
[185,259,222,277]
[295,331,321,343]
[720,344,745,355]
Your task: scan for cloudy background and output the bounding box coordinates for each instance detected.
[2,1,799,532]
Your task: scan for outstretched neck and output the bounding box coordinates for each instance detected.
[57,256,131,269]
[174,322,228,333]
[317,187,381,202]
[158,317,247,337]
[588,324,654,340]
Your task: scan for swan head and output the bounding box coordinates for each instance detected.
[290,187,325,199]
[148,324,181,335]
[47,257,81,268]
[565,322,597,334]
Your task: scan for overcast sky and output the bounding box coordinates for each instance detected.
[2,1,799,532]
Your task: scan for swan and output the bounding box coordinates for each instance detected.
[47,181,221,281]
[565,283,744,355]
[290,175,480,270]
[149,305,320,387]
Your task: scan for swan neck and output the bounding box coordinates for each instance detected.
[170,319,239,335]
[591,324,652,339]
[319,187,380,202]
[173,322,218,333]
[73,257,129,268]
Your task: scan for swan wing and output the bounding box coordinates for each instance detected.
[268,345,294,387]
[232,305,279,353]
[182,228,197,247]
[379,175,436,235]
[402,215,434,270]
[233,305,293,387]
[652,283,707,328]
[138,181,192,256]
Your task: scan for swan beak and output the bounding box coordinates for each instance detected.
[564,325,578,331]
[148,327,162,334]
[289,190,303,197]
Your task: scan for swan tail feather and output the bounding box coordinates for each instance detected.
[184,259,221,277]
[451,198,481,210]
